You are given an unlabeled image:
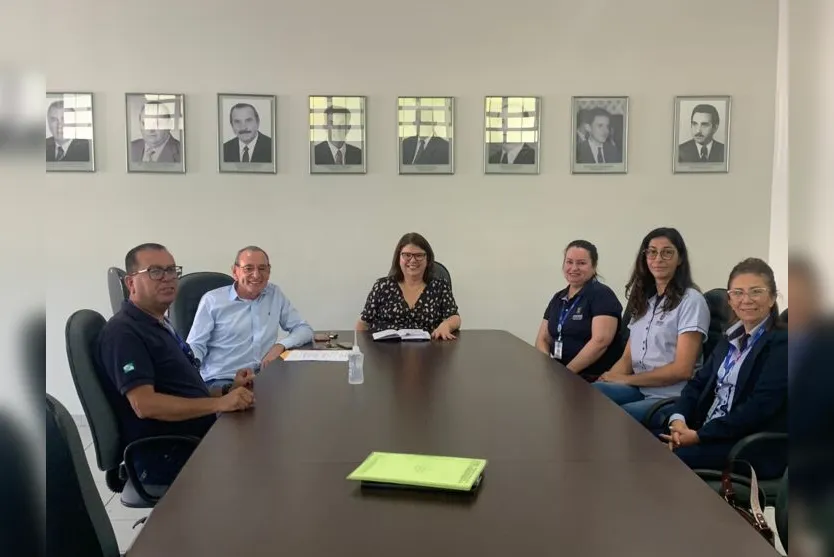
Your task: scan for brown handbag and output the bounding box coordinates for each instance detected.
[720,461,775,546]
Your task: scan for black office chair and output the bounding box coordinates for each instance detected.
[703,288,730,362]
[107,267,128,315]
[643,398,787,506]
[168,271,235,339]
[65,309,199,511]
[779,308,787,325]
[433,261,452,289]
[47,393,123,557]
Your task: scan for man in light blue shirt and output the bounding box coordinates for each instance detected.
[187,246,314,388]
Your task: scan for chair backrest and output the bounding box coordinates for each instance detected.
[168,271,235,339]
[703,288,730,361]
[106,267,128,315]
[779,307,788,325]
[65,309,123,474]
[433,261,452,289]
[46,394,121,557]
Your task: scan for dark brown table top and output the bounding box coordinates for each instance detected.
[127,330,778,556]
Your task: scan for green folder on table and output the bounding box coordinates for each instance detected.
[347,452,487,492]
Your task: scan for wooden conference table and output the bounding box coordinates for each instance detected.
[127,330,778,556]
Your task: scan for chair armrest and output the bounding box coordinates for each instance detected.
[727,431,788,465]
[122,435,200,506]
[641,397,680,428]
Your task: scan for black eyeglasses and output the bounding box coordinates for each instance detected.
[235,263,271,275]
[132,265,182,281]
[400,252,427,262]
[644,248,677,261]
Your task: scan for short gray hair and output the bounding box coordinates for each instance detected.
[234,245,269,266]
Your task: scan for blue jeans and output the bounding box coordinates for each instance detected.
[592,382,660,425]
[205,378,234,391]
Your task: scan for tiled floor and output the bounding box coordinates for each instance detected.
[76,421,786,555]
[77,423,148,553]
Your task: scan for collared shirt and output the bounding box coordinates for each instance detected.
[53,138,73,160]
[542,279,623,381]
[238,133,259,162]
[187,282,314,382]
[501,143,524,164]
[411,134,435,164]
[97,300,215,446]
[669,318,769,427]
[143,136,171,162]
[328,141,347,164]
[696,140,714,159]
[627,287,710,399]
[587,138,606,163]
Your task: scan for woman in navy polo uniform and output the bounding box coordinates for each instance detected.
[535,240,624,382]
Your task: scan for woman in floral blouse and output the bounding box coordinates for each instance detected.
[356,232,461,340]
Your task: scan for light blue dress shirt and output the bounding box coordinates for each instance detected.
[186,282,314,382]
[669,318,768,426]
[627,288,710,399]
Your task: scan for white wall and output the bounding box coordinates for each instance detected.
[45,0,779,415]
[789,0,834,307]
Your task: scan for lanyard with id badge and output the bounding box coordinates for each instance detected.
[552,295,582,360]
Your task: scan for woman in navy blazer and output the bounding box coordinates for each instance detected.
[660,258,788,473]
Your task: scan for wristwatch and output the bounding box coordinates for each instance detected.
[221,383,233,396]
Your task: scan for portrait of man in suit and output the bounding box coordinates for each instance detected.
[45,99,91,163]
[678,103,725,163]
[484,96,540,173]
[575,108,622,164]
[129,99,182,164]
[222,103,273,163]
[313,106,363,165]
[401,110,450,166]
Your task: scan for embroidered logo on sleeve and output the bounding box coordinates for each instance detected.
[122,362,135,373]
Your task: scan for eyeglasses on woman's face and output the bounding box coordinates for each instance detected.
[644,247,677,261]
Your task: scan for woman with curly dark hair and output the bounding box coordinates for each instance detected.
[593,227,710,423]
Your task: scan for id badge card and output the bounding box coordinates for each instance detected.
[552,340,563,360]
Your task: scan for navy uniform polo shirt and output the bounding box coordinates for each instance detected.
[543,279,624,381]
[97,300,216,447]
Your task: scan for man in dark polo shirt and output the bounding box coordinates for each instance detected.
[98,242,255,486]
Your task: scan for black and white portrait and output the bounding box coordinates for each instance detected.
[484,96,540,174]
[309,96,366,174]
[125,93,185,173]
[571,96,628,174]
[46,92,94,172]
[673,95,731,173]
[398,96,453,174]
[218,94,276,173]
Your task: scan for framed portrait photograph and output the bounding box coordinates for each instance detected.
[125,93,185,173]
[397,96,454,174]
[309,95,366,174]
[571,96,628,174]
[673,95,731,173]
[45,92,95,172]
[217,93,276,173]
[484,96,540,174]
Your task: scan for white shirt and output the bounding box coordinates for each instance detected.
[588,138,606,163]
[696,140,714,159]
[411,134,435,164]
[238,133,259,162]
[142,135,171,162]
[53,138,73,159]
[500,143,524,164]
[327,141,347,164]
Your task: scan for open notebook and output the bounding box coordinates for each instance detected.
[371,329,431,341]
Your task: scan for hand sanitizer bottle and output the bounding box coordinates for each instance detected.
[348,330,364,385]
